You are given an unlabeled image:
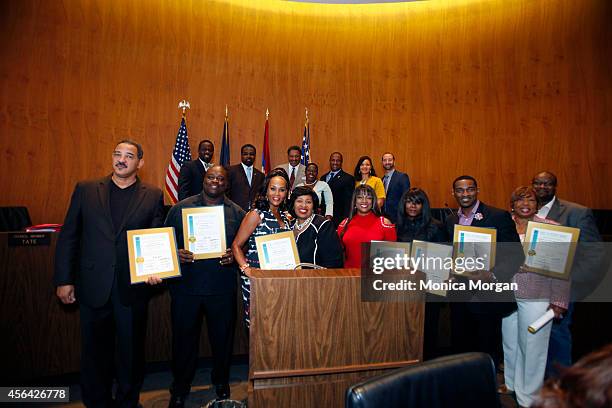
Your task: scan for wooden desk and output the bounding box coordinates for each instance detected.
[248,268,424,407]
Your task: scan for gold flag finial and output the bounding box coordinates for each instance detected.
[266,108,269,120]
[225,105,229,118]
[178,100,190,117]
[305,107,309,122]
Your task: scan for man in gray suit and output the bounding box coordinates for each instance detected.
[275,145,305,191]
[532,171,603,376]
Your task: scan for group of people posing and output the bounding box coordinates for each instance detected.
[54,139,602,408]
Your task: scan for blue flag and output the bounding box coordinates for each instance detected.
[300,119,310,166]
[220,115,230,167]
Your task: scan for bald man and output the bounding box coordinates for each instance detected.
[164,165,245,406]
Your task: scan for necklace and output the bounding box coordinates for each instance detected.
[294,214,315,231]
[304,180,317,187]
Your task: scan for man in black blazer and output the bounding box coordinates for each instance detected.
[320,152,355,227]
[532,171,603,376]
[444,175,522,370]
[54,140,164,408]
[226,144,264,211]
[164,165,245,407]
[178,139,214,201]
[381,152,411,223]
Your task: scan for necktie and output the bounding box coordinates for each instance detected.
[383,175,390,191]
[247,167,252,186]
[326,171,335,183]
[289,167,296,189]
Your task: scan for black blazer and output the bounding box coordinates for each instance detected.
[320,169,355,227]
[178,159,206,201]
[444,201,523,315]
[54,176,165,307]
[295,215,344,268]
[383,170,410,224]
[226,164,265,211]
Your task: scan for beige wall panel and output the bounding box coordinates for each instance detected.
[0,0,610,223]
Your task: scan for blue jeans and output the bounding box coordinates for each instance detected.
[545,302,574,378]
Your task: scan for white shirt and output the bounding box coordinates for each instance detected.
[383,169,395,191]
[199,158,213,172]
[241,162,253,186]
[295,181,334,217]
[288,165,299,177]
[536,196,556,219]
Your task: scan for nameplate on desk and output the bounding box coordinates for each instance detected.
[8,232,51,246]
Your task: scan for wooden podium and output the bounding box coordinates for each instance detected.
[248,268,424,407]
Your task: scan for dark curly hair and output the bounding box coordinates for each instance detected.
[253,168,289,211]
[353,155,377,181]
[288,186,320,219]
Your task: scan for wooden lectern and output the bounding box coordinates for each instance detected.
[248,268,424,407]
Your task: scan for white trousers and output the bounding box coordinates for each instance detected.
[502,300,551,407]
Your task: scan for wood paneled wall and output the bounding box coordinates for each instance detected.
[1,0,611,224]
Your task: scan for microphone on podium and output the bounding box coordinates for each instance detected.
[444,202,457,217]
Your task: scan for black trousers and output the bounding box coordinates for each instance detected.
[450,302,503,370]
[170,292,237,396]
[79,277,148,408]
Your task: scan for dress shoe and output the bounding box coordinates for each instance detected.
[214,383,230,400]
[168,394,186,408]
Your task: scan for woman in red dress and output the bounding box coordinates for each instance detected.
[337,184,396,268]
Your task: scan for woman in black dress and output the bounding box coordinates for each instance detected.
[288,186,344,268]
[396,187,448,359]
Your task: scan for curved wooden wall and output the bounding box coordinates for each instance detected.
[1,0,611,224]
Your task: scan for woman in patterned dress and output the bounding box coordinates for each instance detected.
[231,168,291,327]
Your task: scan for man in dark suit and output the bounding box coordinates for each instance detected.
[444,175,522,370]
[381,152,411,223]
[54,140,165,408]
[178,139,214,201]
[320,152,355,227]
[532,171,603,376]
[226,144,264,211]
[164,165,245,407]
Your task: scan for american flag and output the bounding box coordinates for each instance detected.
[300,117,310,166]
[165,117,191,204]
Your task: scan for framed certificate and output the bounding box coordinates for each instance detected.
[255,231,300,270]
[181,206,226,260]
[523,221,580,279]
[453,225,497,273]
[411,240,453,296]
[127,227,181,284]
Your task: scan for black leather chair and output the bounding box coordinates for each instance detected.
[0,206,32,232]
[346,353,501,408]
